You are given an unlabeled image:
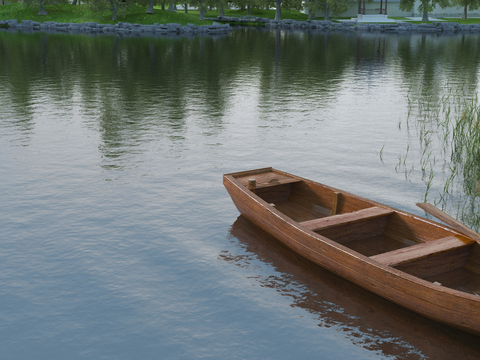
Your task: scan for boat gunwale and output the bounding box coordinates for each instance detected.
[223,169,480,306]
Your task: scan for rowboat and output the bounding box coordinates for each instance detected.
[223,167,480,336]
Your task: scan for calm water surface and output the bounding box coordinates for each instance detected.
[1,28,480,359]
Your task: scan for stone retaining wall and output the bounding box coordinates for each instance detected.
[0,19,232,37]
[266,19,480,33]
[213,17,480,34]
[356,22,480,33]
[2,18,480,36]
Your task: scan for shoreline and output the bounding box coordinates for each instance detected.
[1,17,480,38]
[0,19,232,37]
[211,16,480,33]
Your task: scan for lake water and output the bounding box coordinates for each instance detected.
[1,27,480,359]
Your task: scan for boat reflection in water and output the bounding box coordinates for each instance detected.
[222,216,480,359]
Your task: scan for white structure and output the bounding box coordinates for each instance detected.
[357,14,396,22]
[307,0,480,19]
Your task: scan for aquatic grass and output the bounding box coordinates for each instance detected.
[393,84,480,230]
[379,142,385,162]
[423,164,435,203]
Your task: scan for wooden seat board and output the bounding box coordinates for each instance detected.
[371,235,475,267]
[299,206,394,232]
[236,172,301,189]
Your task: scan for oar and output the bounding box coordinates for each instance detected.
[416,203,480,242]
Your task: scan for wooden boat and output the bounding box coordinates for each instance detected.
[223,167,480,336]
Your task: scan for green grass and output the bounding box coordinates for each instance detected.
[3,3,480,26]
[0,3,213,25]
[441,18,480,24]
[389,16,480,24]
[0,3,311,25]
[192,8,309,21]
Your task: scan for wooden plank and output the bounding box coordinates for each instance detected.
[383,212,455,244]
[417,203,480,242]
[331,192,340,215]
[371,235,475,267]
[299,206,394,232]
[227,167,272,178]
[316,216,389,244]
[274,199,327,222]
[395,246,472,279]
[465,243,480,275]
[288,181,374,216]
[425,268,480,295]
[236,171,301,189]
[254,183,292,204]
[343,234,412,257]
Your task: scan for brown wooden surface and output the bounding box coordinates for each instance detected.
[395,246,472,279]
[223,169,480,336]
[417,203,480,242]
[383,212,454,244]
[273,199,327,222]
[466,243,480,275]
[315,216,389,246]
[331,192,340,215]
[425,268,480,294]
[371,235,475,266]
[288,180,374,216]
[299,206,393,232]
[254,183,292,204]
[343,234,412,257]
[235,171,301,189]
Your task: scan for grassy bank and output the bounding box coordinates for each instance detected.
[390,16,480,24]
[0,3,211,25]
[204,8,309,21]
[3,3,480,27]
[0,3,309,26]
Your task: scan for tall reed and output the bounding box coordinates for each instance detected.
[388,84,480,230]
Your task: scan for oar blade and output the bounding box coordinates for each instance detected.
[416,203,480,241]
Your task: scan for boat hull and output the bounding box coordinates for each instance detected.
[224,168,480,336]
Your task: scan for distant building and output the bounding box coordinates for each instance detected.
[306,0,480,19]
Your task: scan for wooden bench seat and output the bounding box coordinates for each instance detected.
[236,172,302,189]
[299,206,394,232]
[370,235,475,267]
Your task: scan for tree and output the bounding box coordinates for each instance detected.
[230,0,258,15]
[266,0,302,20]
[137,0,156,14]
[24,0,68,15]
[306,0,352,20]
[215,0,229,16]
[147,0,155,13]
[190,0,207,19]
[89,0,133,20]
[275,0,284,19]
[399,0,449,22]
[451,0,480,18]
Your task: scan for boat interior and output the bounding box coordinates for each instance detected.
[232,168,480,296]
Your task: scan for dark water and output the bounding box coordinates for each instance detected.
[1,28,480,359]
